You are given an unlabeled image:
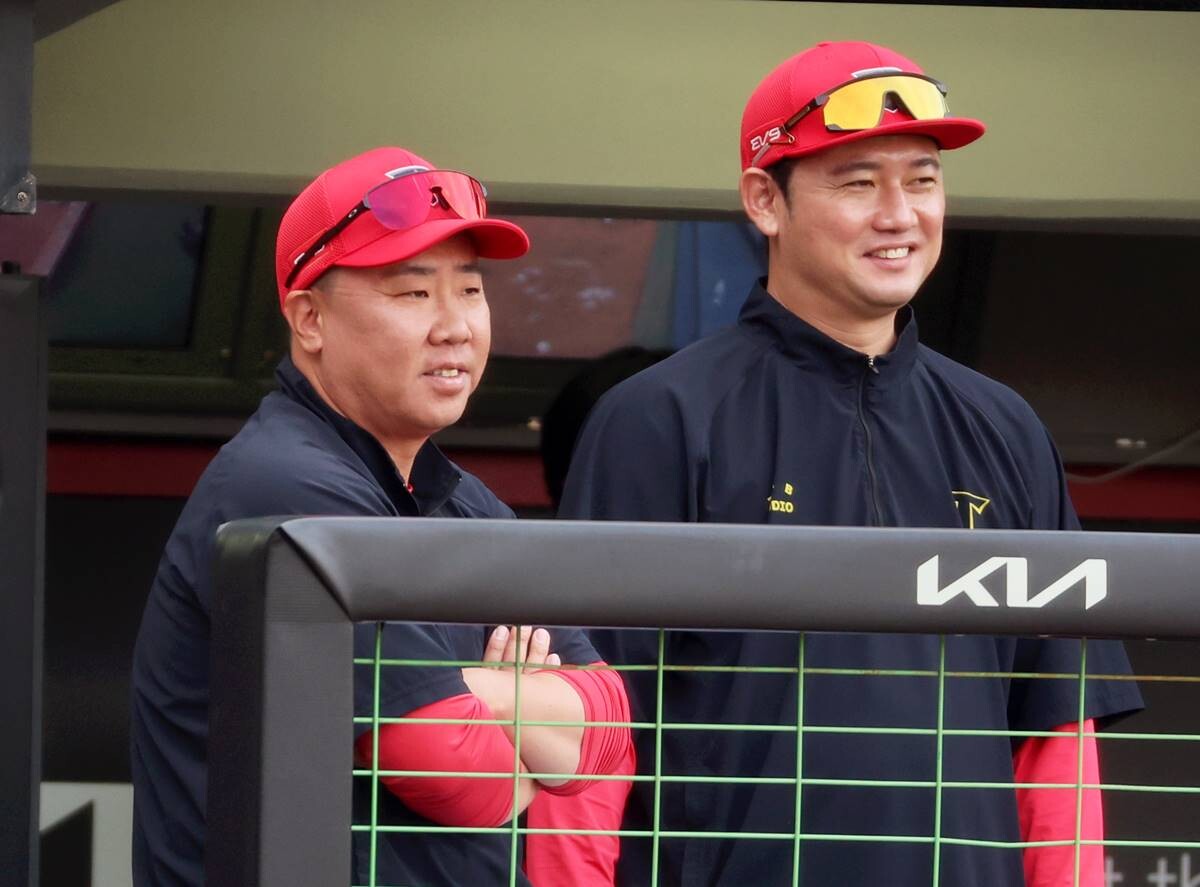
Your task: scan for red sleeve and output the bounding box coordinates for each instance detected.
[1013,719,1103,887]
[537,662,633,796]
[525,741,635,887]
[354,693,525,828]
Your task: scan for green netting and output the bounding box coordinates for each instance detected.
[350,625,1200,887]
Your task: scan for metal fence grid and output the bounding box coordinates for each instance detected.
[206,516,1200,887]
[353,633,1200,887]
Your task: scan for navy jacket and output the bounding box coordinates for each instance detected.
[560,281,1142,887]
[131,357,597,887]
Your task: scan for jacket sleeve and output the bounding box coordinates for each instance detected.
[1005,421,1142,730]
[1007,417,1140,885]
[1027,420,1082,534]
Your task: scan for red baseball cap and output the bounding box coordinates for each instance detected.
[275,146,529,304]
[740,41,985,170]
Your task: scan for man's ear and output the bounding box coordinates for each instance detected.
[281,289,323,355]
[740,167,784,239]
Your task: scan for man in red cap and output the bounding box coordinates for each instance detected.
[561,43,1140,886]
[131,147,632,886]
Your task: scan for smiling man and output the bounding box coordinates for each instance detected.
[131,147,632,887]
[560,43,1141,886]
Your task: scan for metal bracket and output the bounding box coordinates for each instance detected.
[0,171,37,214]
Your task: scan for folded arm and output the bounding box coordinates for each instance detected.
[356,625,633,834]
[354,692,537,827]
[463,626,632,790]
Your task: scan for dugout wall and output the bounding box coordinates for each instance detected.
[208,516,1200,886]
[0,274,46,887]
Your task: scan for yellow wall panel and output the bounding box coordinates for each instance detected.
[32,0,1200,219]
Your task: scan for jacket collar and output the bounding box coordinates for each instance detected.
[738,279,919,389]
[274,356,461,514]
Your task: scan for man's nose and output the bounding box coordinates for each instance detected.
[873,185,919,231]
[430,294,472,343]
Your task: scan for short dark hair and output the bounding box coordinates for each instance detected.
[766,157,800,205]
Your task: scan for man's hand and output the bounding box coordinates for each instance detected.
[462,626,585,787]
[485,625,562,672]
[463,626,556,718]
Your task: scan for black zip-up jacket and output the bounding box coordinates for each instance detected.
[561,280,1141,887]
[131,357,597,887]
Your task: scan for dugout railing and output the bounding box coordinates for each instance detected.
[206,516,1200,887]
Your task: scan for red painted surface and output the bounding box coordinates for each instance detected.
[47,439,219,499]
[1066,468,1200,523]
[448,449,551,510]
[46,438,1200,523]
[46,438,554,508]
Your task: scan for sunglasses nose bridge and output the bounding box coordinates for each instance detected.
[881,90,912,120]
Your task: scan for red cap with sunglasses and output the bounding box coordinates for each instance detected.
[275,146,529,304]
[741,41,986,171]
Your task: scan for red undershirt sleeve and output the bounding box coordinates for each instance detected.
[525,739,635,887]
[1013,719,1103,887]
[354,693,525,828]
[536,662,633,796]
[523,662,634,886]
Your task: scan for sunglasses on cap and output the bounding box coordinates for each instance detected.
[284,165,489,289]
[750,69,950,168]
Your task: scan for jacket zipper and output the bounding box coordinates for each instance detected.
[858,356,884,526]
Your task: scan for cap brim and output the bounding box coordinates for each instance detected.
[335,217,530,270]
[897,116,987,150]
[764,116,986,166]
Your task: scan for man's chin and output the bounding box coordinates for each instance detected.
[863,291,919,315]
[847,273,919,310]
[418,403,469,437]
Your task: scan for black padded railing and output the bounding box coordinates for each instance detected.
[205,516,1200,886]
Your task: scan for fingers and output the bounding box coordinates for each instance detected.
[482,625,509,663]
[491,626,560,671]
[525,628,552,668]
[502,625,533,668]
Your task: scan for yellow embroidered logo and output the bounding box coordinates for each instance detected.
[768,481,796,514]
[952,490,991,529]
